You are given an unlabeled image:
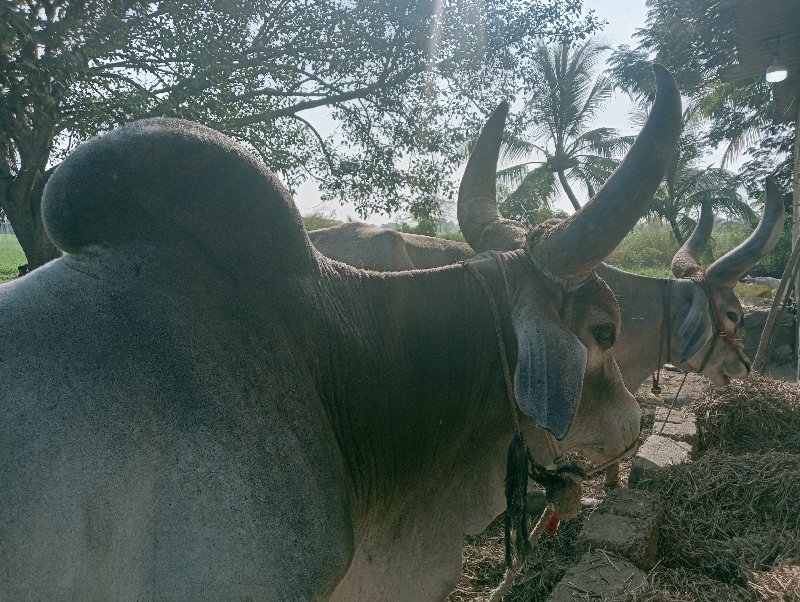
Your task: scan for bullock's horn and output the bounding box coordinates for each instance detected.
[704,178,786,288]
[458,102,527,252]
[671,198,714,279]
[530,64,682,285]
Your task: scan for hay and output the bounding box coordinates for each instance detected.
[750,562,800,601]
[632,451,800,597]
[450,377,800,600]
[694,375,800,455]
[624,566,754,602]
[447,505,588,601]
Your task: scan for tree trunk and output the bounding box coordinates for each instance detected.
[1,111,62,274]
[666,214,684,245]
[1,176,60,274]
[557,170,581,211]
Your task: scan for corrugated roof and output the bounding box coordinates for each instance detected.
[720,0,800,123]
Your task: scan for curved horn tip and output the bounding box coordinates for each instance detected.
[457,99,510,251]
[528,62,682,284]
[704,178,786,286]
[671,199,713,278]
[765,177,778,198]
[481,101,510,137]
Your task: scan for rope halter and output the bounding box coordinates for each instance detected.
[462,250,640,574]
[695,281,751,374]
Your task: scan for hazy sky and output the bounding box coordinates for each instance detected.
[294,0,650,223]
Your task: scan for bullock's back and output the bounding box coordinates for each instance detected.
[0,257,353,600]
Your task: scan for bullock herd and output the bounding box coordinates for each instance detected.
[0,66,784,600]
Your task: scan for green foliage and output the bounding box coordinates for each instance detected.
[606,219,790,279]
[1,0,603,268]
[435,230,466,243]
[499,185,568,229]
[608,0,790,202]
[302,212,341,231]
[0,235,26,283]
[605,223,678,277]
[742,226,793,279]
[395,217,438,237]
[602,69,755,245]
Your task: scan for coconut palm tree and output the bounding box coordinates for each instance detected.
[650,107,756,243]
[607,50,757,244]
[497,38,634,219]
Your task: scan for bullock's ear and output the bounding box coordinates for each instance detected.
[677,287,713,363]
[512,311,587,440]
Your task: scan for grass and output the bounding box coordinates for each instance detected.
[0,235,26,283]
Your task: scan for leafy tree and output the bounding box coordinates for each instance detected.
[608,1,791,205]
[495,38,633,217]
[498,179,568,228]
[0,0,601,271]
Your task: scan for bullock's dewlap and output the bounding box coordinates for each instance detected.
[42,118,315,276]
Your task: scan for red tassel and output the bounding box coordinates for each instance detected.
[544,513,560,535]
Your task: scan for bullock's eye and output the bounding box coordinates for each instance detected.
[591,323,617,349]
[726,311,738,324]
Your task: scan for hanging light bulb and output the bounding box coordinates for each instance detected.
[765,37,788,84]
[766,52,788,83]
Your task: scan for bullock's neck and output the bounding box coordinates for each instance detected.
[300,260,519,522]
[596,264,696,390]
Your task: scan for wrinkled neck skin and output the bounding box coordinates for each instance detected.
[283,256,540,600]
[597,265,683,389]
[294,260,514,520]
[597,265,747,389]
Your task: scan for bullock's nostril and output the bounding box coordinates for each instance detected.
[591,323,616,349]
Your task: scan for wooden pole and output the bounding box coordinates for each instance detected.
[794,104,800,380]
[753,236,800,373]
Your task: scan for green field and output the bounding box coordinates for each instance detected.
[0,235,26,283]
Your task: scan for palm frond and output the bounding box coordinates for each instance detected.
[498,131,540,165]
[570,128,633,158]
[720,126,761,168]
[497,163,535,188]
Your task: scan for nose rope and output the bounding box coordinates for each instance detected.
[696,283,751,374]
[652,278,673,394]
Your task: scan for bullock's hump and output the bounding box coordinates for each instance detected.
[42,118,315,276]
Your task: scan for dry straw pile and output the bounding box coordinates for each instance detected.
[695,375,800,455]
[627,451,800,601]
[448,378,800,600]
[626,376,800,601]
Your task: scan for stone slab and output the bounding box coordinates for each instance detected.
[590,488,662,521]
[652,408,698,450]
[654,407,694,424]
[546,551,647,601]
[629,435,692,488]
[578,489,662,569]
[652,393,688,408]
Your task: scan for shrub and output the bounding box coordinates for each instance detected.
[606,223,678,276]
[302,212,341,230]
[436,231,466,243]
